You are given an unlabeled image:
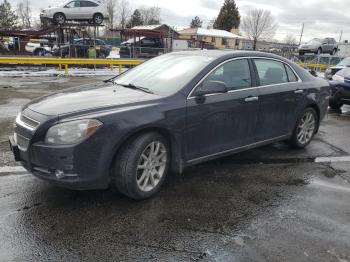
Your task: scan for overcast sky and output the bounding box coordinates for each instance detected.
[9,0,350,42]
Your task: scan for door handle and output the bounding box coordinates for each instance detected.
[294,89,304,94]
[244,96,259,102]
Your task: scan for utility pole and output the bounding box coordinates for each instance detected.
[339,30,343,43]
[299,23,304,46]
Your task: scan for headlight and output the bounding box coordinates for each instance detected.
[45,119,102,145]
[332,74,345,83]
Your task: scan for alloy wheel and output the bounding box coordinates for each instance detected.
[94,15,103,24]
[297,111,316,145]
[136,141,167,192]
[56,14,65,24]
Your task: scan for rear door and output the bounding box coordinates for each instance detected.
[253,58,304,141]
[185,58,259,161]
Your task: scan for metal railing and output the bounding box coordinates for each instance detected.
[0,57,143,76]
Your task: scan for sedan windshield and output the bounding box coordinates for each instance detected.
[114,54,215,96]
[337,57,350,67]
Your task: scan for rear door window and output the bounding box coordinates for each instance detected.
[254,59,288,86]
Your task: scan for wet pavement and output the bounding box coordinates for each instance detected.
[0,76,350,262]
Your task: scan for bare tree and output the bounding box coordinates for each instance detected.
[117,0,130,29]
[240,9,278,50]
[284,34,297,55]
[16,0,31,28]
[139,6,161,25]
[284,34,297,46]
[104,0,118,29]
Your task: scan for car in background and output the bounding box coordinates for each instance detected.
[119,37,164,58]
[40,0,108,25]
[9,51,329,199]
[51,38,111,58]
[325,57,350,79]
[25,39,56,56]
[299,38,338,56]
[328,68,350,110]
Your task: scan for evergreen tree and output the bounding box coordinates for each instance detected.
[190,16,202,28]
[213,0,240,32]
[0,0,18,29]
[127,9,143,28]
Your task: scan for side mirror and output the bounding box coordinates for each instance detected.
[195,81,228,96]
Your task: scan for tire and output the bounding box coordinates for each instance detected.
[114,132,170,200]
[289,107,318,148]
[329,97,343,110]
[316,47,322,55]
[53,13,66,24]
[93,13,104,25]
[33,48,46,56]
[331,48,337,55]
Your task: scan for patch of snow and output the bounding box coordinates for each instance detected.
[107,50,120,59]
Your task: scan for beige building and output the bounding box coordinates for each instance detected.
[177,28,245,49]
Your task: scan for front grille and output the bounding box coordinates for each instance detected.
[18,113,40,130]
[15,132,30,151]
[15,112,40,151]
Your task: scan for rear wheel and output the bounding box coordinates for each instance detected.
[114,132,170,200]
[53,13,66,24]
[331,48,338,55]
[289,107,318,148]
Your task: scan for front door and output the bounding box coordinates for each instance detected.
[185,58,259,161]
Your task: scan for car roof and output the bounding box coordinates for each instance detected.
[169,50,291,61]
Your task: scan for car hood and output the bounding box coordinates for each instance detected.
[24,82,162,117]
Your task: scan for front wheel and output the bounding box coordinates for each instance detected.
[289,107,318,148]
[93,13,104,25]
[53,13,66,24]
[329,97,343,110]
[114,132,170,200]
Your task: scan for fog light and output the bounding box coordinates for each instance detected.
[55,170,65,179]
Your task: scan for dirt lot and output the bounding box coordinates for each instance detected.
[0,76,349,262]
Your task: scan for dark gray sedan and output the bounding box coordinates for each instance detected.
[9,51,330,199]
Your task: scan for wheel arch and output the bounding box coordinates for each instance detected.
[108,126,184,180]
[305,103,321,132]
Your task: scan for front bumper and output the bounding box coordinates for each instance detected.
[299,48,317,53]
[329,81,350,105]
[9,133,111,190]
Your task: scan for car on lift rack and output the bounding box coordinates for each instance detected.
[298,38,338,56]
[40,0,108,25]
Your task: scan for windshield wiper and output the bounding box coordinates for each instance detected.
[115,82,154,94]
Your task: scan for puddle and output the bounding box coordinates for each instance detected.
[315,156,350,163]
[311,179,350,193]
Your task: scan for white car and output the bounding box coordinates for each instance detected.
[40,0,108,25]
